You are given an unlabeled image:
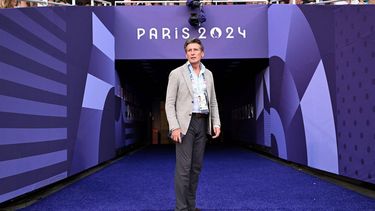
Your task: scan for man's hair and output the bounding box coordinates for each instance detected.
[184,38,204,52]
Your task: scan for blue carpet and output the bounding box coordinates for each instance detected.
[23,144,375,210]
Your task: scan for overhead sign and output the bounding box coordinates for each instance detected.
[115,5,268,59]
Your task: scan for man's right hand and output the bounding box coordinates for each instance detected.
[171,128,182,143]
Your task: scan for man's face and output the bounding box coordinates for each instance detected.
[185,43,204,65]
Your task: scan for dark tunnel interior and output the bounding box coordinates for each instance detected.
[115,59,269,144]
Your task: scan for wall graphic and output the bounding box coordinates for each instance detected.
[1,5,375,203]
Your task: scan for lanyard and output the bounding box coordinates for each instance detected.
[188,67,207,93]
[188,66,209,113]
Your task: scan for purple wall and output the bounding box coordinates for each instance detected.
[333,6,375,184]
[0,7,70,202]
[0,7,121,202]
[267,5,337,172]
[1,5,374,204]
[261,5,375,185]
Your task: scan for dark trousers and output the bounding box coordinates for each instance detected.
[175,115,208,211]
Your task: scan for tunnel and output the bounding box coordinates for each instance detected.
[115,58,269,145]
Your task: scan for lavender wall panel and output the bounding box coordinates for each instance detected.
[0,150,67,179]
[0,128,67,145]
[0,62,67,96]
[0,28,66,74]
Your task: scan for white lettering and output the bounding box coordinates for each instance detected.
[137,28,145,40]
[198,27,206,39]
[150,28,157,39]
[162,28,171,39]
[174,28,178,39]
[135,27,246,40]
[226,27,234,39]
[238,27,246,38]
[182,27,190,39]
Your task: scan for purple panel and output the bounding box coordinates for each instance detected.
[115,5,268,59]
[0,28,66,74]
[268,5,331,169]
[335,7,375,183]
[284,8,320,99]
[82,74,113,110]
[278,65,300,129]
[88,46,115,86]
[0,62,67,96]
[64,7,93,179]
[99,88,116,163]
[92,13,114,61]
[268,5,294,60]
[270,108,287,159]
[0,95,67,117]
[300,60,338,174]
[285,107,307,164]
[71,108,102,175]
[0,128,67,145]
[37,8,67,32]
[0,150,67,179]
[0,139,67,161]
[0,172,67,203]
[2,10,66,53]
[269,56,285,109]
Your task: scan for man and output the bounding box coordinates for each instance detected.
[165,38,221,211]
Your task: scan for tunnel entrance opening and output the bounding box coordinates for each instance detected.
[115,58,269,145]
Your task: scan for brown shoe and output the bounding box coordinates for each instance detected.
[194,208,200,211]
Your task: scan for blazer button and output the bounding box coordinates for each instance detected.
[189,114,192,116]
[191,101,194,103]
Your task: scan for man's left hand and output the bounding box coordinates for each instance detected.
[212,127,221,139]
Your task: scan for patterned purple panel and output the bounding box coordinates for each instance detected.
[270,108,287,159]
[0,62,67,96]
[268,5,294,61]
[1,9,66,53]
[300,60,338,174]
[82,74,113,110]
[277,65,300,129]
[284,8,320,99]
[0,7,69,203]
[334,6,375,184]
[0,28,66,74]
[268,5,332,167]
[92,13,114,61]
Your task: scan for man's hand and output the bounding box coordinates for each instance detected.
[171,128,182,143]
[212,127,221,139]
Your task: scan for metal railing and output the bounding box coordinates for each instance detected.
[15,0,370,6]
[114,0,268,6]
[309,0,349,4]
[91,0,112,6]
[17,0,73,6]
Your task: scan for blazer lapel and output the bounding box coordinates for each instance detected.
[181,64,193,97]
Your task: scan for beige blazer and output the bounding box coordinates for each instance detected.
[165,63,221,135]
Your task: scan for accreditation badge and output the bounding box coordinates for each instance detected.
[198,93,209,112]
